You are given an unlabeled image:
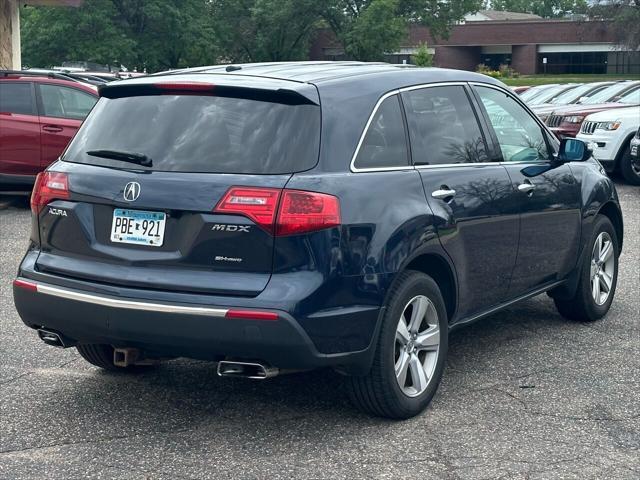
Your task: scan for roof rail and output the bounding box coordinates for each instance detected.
[0,69,80,83]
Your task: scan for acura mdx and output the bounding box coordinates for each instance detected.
[13,62,623,419]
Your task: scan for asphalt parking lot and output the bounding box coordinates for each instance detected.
[0,183,638,480]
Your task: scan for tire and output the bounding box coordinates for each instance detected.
[554,215,619,322]
[346,270,448,419]
[619,144,640,186]
[76,344,153,372]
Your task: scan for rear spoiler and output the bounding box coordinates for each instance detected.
[98,74,319,106]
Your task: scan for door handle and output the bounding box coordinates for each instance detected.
[518,181,535,195]
[431,188,456,201]
[42,125,63,133]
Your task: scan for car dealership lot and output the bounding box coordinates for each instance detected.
[0,185,638,480]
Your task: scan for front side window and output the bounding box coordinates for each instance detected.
[402,85,488,165]
[0,82,35,116]
[353,94,409,170]
[475,86,551,162]
[39,84,97,120]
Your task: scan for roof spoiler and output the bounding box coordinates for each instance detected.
[98,80,319,106]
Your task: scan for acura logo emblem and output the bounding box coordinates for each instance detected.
[123,182,141,202]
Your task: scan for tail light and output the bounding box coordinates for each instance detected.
[31,172,69,214]
[214,187,341,236]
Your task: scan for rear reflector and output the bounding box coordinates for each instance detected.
[225,309,279,321]
[13,279,38,292]
[31,171,70,214]
[214,187,340,236]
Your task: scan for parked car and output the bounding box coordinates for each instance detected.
[546,85,640,139]
[518,83,559,103]
[531,81,617,122]
[525,83,581,106]
[630,128,640,171]
[13,63,623,419]
[577,106,640,185]
[511,85,532,95]
[0,70,98,190]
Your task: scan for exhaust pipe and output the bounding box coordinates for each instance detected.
[217,360,279,380]
[37,328,75,348]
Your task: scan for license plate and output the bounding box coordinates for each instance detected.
[110,209,166,247]
[632,145,638,157]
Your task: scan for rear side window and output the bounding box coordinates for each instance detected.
[402,86,488,165]
[0,82,35,115]
[353,94,409,170]
[63,95,320,174]
[39,84,97,120]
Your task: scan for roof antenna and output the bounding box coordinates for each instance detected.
[225,65,242,72]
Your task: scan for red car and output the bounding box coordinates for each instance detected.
[545,83,640,139]
[0,71,98,190]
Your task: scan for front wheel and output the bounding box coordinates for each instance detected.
[554,215,619,322]
[346,271,448,419]
[619,144,640,185]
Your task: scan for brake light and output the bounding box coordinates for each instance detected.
[154,82,215,94]
[276,190,341,236]
[214,187,341,236]
[214,187,280,233]
[31,172,69,214]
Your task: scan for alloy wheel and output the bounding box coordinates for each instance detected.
[394,295,440,397]
[590,232,615,306]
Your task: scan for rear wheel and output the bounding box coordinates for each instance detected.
[554,215,618,322]
[346,271,448,419]
[619,144,640,185]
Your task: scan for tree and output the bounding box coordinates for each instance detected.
[323,0,482,61]
[20,0,135,69]
[484,0,589,18]
[20,0,216,72]
[590,0,640,51]
[412,42,433,66]
[208,0,327,62]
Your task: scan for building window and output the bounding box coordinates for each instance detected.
[537,51,609,74]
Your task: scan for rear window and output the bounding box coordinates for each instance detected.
[63,94,320,174]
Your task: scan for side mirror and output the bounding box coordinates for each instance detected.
[557,138,591,163]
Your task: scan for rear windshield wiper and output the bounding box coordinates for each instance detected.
[86,149,152,167]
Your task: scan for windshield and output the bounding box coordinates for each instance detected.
[63,94,321,174]
[529,85,578,106]
[617,87,640,104]
[551,83,604,105]
[583,83,638,104]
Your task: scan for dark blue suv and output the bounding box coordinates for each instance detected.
[13,62,623,419]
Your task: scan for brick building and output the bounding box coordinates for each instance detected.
[0,0,82,70]
[310,17,639,75]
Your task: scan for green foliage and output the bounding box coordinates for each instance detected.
[412,42,433,67]
[484,0,589,18]
[21,0,216,71]
[20,0,484,70]
[323,0,482,60]
[590,0,640,51]
[476,63,519,78]
[209,0,327,62]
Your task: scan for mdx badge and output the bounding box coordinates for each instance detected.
[211,224,251,232]
[123,182,141,202]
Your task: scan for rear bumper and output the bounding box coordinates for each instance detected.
[13,255,383,372]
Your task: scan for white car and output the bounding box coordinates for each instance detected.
[577,106,640,185]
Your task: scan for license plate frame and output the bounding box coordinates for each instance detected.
[110,209,166,247]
